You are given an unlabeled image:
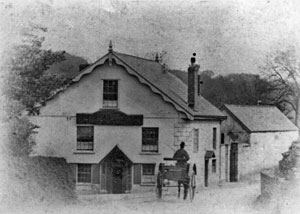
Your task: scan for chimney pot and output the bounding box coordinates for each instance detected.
[191,53,196,65]
[155,52,159,63]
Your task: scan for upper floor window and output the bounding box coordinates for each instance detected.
[103,80,118,108]
[213,128,217,150]
[142,127,159,152]
[77,126,94,151]
[193,128,199,153]
[77,164,92,183]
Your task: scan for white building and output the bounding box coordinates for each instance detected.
[220,104,298,182]
[29,43,226,194]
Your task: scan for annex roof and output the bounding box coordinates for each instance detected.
[223,104,298,133]
[67,49,225,120]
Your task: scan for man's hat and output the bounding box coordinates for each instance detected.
[180,142,185,147]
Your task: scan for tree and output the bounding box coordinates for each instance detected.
[169,69,272,109]
[279,140,300,180]
[2,24,69,156]
[200,73,271,108]
[260,48,300,126]
[3,24,69,115]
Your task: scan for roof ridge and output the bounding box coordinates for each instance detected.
[168,71,188,86]
[114,51,162,64]
[225,104,276,108]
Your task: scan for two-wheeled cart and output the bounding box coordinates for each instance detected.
[156,158,196,201]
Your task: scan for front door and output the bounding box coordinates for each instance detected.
[230,143,238,182]
[204,159,209,187]
[100,146,132,194]
[112,166,123,193]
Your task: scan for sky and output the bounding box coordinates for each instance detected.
[1,0,300,75]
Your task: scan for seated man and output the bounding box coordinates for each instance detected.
[173,141,190,200]
[173,142,190,165]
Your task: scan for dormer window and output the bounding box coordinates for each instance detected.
[103,80,118,108]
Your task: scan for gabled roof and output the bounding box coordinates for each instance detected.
[47,49,225,120]
[222,104,298,133]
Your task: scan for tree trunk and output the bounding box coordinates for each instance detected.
[295,99,299,127]
[295,97,300,138]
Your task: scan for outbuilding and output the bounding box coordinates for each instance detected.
[220,104,298,182]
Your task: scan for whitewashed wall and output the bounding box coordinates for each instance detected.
[238,131,298,179]
[220,110,299,182]
[30,63,182,163]
[29,62,222,191]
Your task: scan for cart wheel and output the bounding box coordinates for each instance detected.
[156,172,163,199]
[189,173,196,201]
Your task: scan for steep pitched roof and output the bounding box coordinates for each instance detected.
[223,104,298,133]
[114,52,225,120]
[48,49,225,120]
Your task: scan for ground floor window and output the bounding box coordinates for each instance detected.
[141,164,155,184]
[77,164,92,183]
[142,164,155,175]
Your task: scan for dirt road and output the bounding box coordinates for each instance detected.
[2,181,293,214]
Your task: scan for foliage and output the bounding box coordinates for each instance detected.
[0,24,77,206]
[279,140,300,180]
[2,24,69,156]
[169,68,291,114]
[6,117,38,157]
[199,72,272,108]
[2,24,70,115]
[260,48,300,126]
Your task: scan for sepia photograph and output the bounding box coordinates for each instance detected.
[0,0,300,213]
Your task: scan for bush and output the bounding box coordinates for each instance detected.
[278,140,300,180]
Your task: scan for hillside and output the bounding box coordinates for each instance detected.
[46,53,88,79]
[1,154,76,209]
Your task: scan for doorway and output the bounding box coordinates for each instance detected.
[204,151,215,187]
[204,159,209,187]
[100,146,132,193]
[230,143,238,182]
[112,166,124,193]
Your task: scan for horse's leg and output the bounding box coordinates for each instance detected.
[183,181,188,200]
[178,181,181,198]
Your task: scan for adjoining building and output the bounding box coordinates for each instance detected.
[220,104,298,182]
[29,43,226,194]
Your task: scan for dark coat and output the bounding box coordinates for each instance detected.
[173,148,190,164]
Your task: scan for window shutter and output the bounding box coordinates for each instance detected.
[133,164,141,184]
[193,129,199,153]
[126,165,132,191]
[92,164,100,184]
[100,163,106,190]
[70,163,77,183]
[221,133,225,144]
[213,128,217,149]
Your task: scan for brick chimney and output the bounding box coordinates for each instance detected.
[188,53,200,110]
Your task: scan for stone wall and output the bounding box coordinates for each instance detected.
[260,168,283,199]
[259,168,300,212]
[173,121,221,188]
